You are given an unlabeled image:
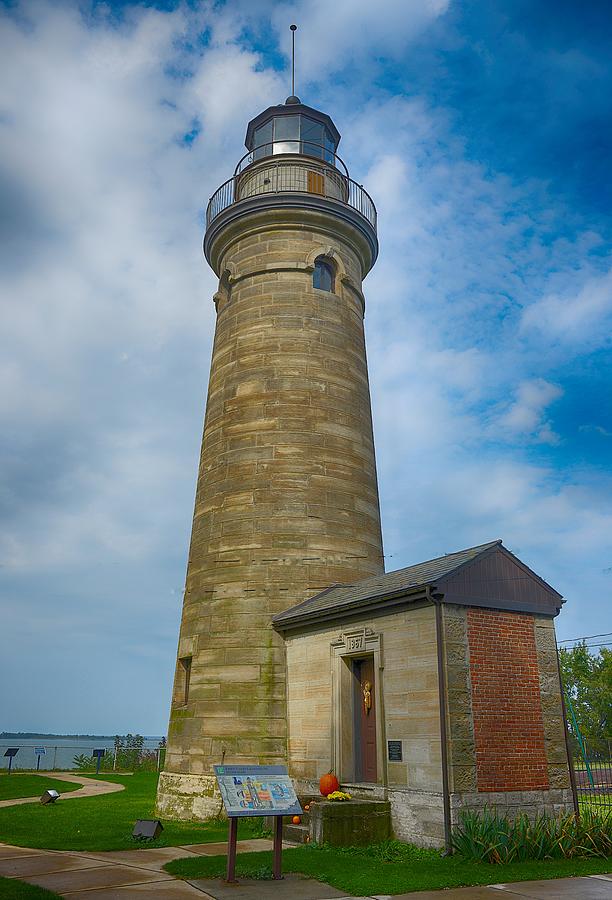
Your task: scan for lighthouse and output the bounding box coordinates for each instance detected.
[156,83,574,848]
[156,93,384,819]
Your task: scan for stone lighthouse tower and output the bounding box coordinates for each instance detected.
[157,94,383,819]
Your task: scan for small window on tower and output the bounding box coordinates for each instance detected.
[313,257,334,293]
[174,656,192,706]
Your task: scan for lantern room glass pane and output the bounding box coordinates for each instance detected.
[273,115,300,154]
[324,129,335,163]
[302,117,324,159]
[253,120,273,160]
[274,116,300,139]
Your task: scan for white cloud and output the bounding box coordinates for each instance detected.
[494,378,563,444]
[270,0,450,79]
[521,266,612,346]
[0,0,610,732]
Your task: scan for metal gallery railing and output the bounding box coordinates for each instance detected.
[234,142,350,178]
[206,158,377,232]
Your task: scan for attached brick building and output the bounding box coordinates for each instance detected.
[273,539,573,847]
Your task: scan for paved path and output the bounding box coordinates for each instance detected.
[0,772,125,808]
[0,839,275,897]
[0,836,610,897]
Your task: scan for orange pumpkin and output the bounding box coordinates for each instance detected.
[304,804,310,812]
[292,815,301,825]
[319,772,340,796]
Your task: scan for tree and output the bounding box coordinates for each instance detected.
[559,643,612,760]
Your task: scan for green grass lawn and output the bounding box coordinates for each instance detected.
[164,845,612,896]
[579,794,612,813]
[0,775,82,802]
[0,773,246,852]
[0,876,60,898]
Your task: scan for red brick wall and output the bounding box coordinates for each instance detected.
[466,609,549,792]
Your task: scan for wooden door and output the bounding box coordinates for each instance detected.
[307,170,325,195]
[353,657,377,782]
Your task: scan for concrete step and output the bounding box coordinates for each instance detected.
[282,822,309,844]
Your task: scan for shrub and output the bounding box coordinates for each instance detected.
[452,807,612,863]
[72,735,166,773]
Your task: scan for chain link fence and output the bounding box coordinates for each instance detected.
[0,738,166,773]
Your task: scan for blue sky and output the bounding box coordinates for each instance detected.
[1,0,610,734]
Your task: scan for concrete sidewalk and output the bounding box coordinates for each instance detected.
[0,838,276,897]
[1,840,610,898]
[186,872,612,898]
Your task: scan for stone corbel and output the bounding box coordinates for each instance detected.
[219,261,238,284]
[213,263,237,310]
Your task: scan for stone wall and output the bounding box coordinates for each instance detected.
[284,606,440,789]
[283,605,445,844]
[451,788,574,823]
[387,788,446,847]
[534,616,572,791]
[441,604,477,794]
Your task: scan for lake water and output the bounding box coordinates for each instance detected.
[0,737,164,771]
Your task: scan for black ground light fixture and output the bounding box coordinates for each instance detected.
[4,748,19,774]
[132,819,163,840]
[40,790,60,805]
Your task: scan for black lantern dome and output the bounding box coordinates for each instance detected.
[245,97,341,164]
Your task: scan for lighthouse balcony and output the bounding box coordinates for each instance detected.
[205,143,377,233]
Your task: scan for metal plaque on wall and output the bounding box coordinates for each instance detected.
[388,740,403,761]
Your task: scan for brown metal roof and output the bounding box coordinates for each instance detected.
[272,540,563,630]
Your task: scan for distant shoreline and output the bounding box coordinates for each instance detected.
[1,732,163,740]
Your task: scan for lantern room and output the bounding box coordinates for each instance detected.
[244,96,341,164]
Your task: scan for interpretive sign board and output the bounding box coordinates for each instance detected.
[214,764,302,818]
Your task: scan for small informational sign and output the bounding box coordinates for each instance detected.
[93,748,106,774]
[35,747,46,771]
[388,740,403,762]
[214,765,302,818]
[4,748,19,774]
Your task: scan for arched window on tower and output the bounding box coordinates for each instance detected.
[313,257,334,293]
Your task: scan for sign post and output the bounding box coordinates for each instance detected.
[214,764,302,884]
[4,748,19,774]
[93,749,106,775]
[35,747,46,771]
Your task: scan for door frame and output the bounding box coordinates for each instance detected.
[330,627,386,785]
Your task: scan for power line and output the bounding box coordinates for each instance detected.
[574,642,612,650]
[558,632,612,644]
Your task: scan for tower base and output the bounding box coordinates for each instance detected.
[156,771,220,821]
